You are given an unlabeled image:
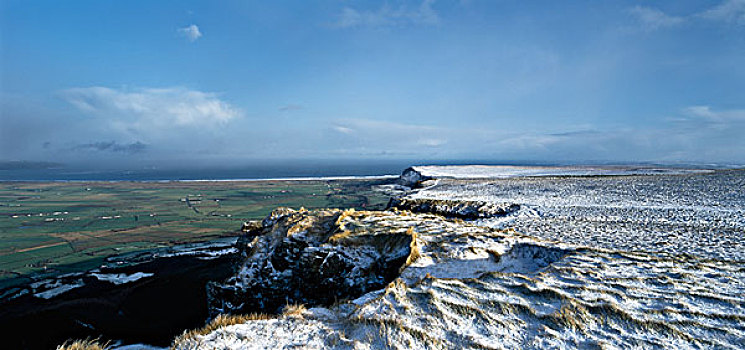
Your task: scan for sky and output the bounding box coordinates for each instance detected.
[1,0,744,168]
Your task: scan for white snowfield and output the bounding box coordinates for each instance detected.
[407,165,713,179]
[409,168,745,262]
[173,167,745,350]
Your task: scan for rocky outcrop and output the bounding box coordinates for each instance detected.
[398,167,433,188]
[240,220,262,235]
[207,208,418,316]
[174,207,588,350]
[387,197,519,219]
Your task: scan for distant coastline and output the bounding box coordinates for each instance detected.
[0,175,400,183]
[1,160,742,182]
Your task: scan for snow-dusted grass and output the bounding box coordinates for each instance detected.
[172,313,275,348]
[170,170,745,349]
[410,165,713,179]
[410,171,745,261]
[56,338,110,350]
[176,198,745,349]
[172,305,309,348]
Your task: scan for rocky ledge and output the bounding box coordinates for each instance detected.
[387,197,520,219]
[175,206,587,350]
[173,203,745,350]
[207,208,418,316]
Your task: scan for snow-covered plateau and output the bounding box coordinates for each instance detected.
[177,168,745,349]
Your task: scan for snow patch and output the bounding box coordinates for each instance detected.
[90,272,154,285]
[33,280,85,299]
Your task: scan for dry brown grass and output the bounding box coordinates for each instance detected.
[282,303,307,317]
[172,313,273,347]
[402,227,420,271]
[172,305,310,348]
[56,338,110,350]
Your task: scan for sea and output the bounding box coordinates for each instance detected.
[0,159,735,182]
[0,160,415,181]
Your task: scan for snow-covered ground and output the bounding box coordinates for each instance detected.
[408,170,745,261]
[175,169,745,349]
[407,165,713,179]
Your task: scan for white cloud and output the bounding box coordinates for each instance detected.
[417,138,446,147]
[627,1,745,30]
[683,105,717,119]
[332,125,355,134]
[682,105,745,123]
[62,87,241,134]
[699,0,745,24]
[628,6,684,30]
[178,24,202,41]
[336,0,439,28]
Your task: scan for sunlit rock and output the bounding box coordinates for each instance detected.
[207,208,418,316]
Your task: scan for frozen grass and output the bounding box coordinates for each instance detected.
[56,338,110,350]
[168,171,745,349]
[281,303,307,317]
[171,313,273,348]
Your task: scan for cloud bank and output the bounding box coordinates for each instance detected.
[321,105,745,163]
[73,141,147,154]
[0,86,243,163]
[61,86,240,134]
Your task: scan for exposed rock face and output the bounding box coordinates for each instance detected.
[207,208,418,316]
[240,220,262,234]
[174,208,588,350]
[398,167,432,188]
[387,197,520,219]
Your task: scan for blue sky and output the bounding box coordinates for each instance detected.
[1,0,744,166]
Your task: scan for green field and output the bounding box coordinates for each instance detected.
[0,179,391,287]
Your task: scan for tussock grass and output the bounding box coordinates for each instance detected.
[172,313,273,347]
[56,338,110,350]
[401,227,420,271]
[282,303,307,317]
